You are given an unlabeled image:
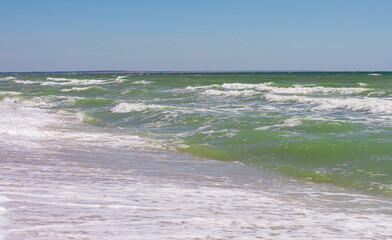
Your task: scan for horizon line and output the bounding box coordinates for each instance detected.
[1,70,391,74]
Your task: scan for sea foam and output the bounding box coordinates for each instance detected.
[111,102,166,113]
[203,89,257,97]
[132,80,154,84]
[0,76,15,81]
[0,195,8,240]
[61,87,97,92]
[221,83,369,95]
[264,93,392,114]
[0,97,160,150]
[42,78,107,86]
[115,76,127,83]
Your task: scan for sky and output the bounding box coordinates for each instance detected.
[0,0,391,72]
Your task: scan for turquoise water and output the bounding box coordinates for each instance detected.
[1,72,392,196]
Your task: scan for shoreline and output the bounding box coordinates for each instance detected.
[2,142,392,239]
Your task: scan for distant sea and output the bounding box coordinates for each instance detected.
[1,72,392,239]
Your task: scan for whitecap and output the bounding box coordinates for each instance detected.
[115,76,127,83]
[222,83,369,95]
[111,102,166,113]
[0,76,16,80]
[264,93,392,114]
[61,87,95,92]
[132,80,154,84]
[46,77,74,81]
[0,97,161,150]
[13,80,37,84]
[41,79,107,86]
[202,89,258,97]
[185,84,219,90]
[0,91,21,96]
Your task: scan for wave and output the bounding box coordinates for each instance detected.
[185,82,370,96]
[0,97,61,143]
[111,102,166,113]
[202,89,258,97]
[13,80,38,84]
[255,117,303,130]
[62,87,93,92]
[221,83,369,95]
[0,91,21,98]
[264,93,392,114]
[115,76,127,83]
[0,97,160,150]
[61,86,105,92]
[132,80,154,84]
[0,76,15,80]
[185,85,219,90]
[42,78,107,86]
[47,77,75,81]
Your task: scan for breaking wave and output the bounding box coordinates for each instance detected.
[111,102,167,113]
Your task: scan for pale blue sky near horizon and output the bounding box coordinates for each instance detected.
[0,0,391,72]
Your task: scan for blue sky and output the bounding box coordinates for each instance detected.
[1,0,391,72]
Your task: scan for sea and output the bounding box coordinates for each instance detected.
[1,72,392,239]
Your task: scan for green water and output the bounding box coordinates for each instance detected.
[1,72,392,195]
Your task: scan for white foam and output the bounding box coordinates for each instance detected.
[61,87,96,92]
[358,82,368,87]
[202,89,258,97]
[111,102,166,113]
[132,80,154,84]
[185,83,369,96]
[42,78,107,86]
[221,83,369,95]
[13,80,37,84]
[115,76,127,83]
[2,152,392,240]
[46,77,74,81]
[0,91,20,96]
[264,93,392,114]
[60,131,158,148]
[368,73,381,76]
[0,203,6,240]
[0,76,15,80]
[185,84,219,90]
[0,97,161,150]
[0,97,61,141]
[221,83,264,89]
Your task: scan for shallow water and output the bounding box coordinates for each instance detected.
[1,73,392,239]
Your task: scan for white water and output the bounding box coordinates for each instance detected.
[1,97,392,239]
[2,137,392,239]
[111,102,167,113]
[220,83,369,95]
[42,77,107,86]
[0,97,160,150]
[2,79,392,239]
[61,87,98,92]
[132,80,154,84]
[264,93,392,114]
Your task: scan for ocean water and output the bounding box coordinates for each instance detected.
[1,72,392,239]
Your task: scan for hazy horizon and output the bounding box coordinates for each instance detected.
[1,70,392,74]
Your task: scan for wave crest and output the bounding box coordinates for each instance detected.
[111,103,166,113]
